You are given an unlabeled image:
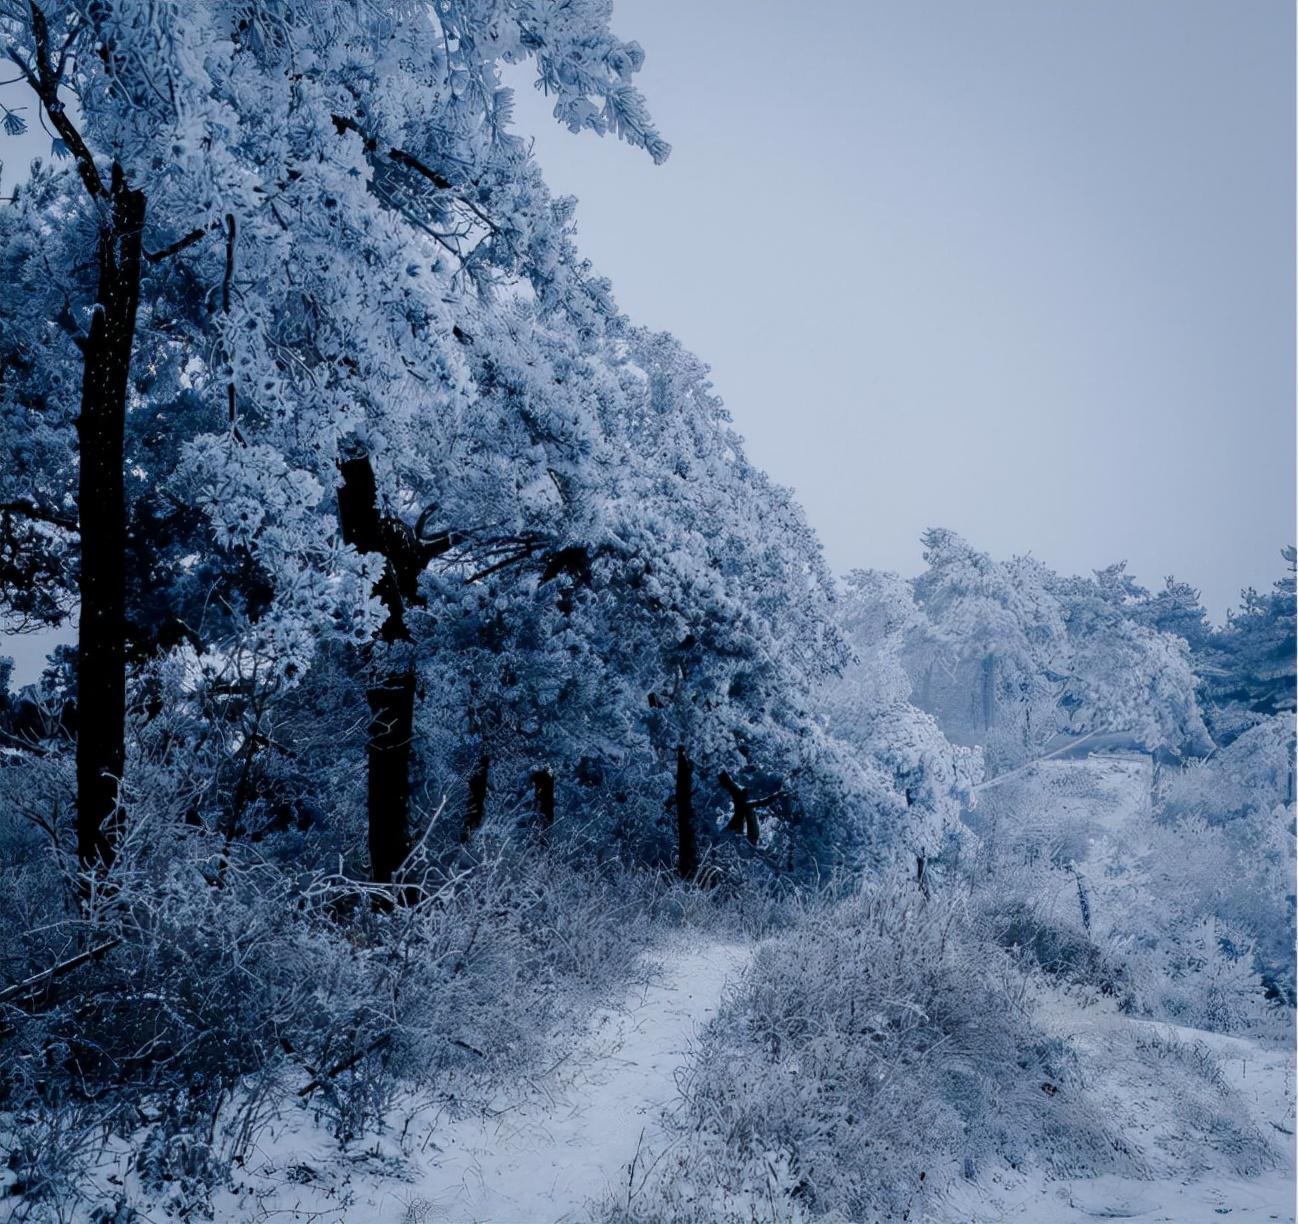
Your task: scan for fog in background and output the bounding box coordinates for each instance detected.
[2,0,1294,684]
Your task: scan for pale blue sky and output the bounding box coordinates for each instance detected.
[505,0,1295,619]
[2,1,1293,682]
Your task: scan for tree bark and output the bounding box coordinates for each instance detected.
[719,770,758,845]
[337,455,420,884]
[461,753,490,842]
[76,165,146,871]
[365,671,416,884]
[675,746,698,880]
[532,767,555,834]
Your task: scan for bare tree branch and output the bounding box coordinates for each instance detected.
[144,225,208,263]
[16,2,104,199]
[0,938,120,1005]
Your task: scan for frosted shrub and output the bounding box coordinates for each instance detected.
[0,800,661,1219]
[1148,717,1296,1004]
[1159,716,1294,826]
[1,1098,114,1220]
[604,881,1126,1224]
[1121,917,1274,1035]
[985,899,1121,992]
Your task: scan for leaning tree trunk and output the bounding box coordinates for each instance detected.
[675,747,698,880]
[76,166,146,871]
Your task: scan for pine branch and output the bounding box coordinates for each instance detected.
[144,226,209,263]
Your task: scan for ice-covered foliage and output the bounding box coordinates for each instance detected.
[823,569,981,862]
[0,0,674,817]
[905,529,1215,768]
[1050,570,1214,756]
[907,529,1068,764]
[409,324,859,869]
[601,882,1142,1224]
[1202,548,1297,739]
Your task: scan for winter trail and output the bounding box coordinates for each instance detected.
[214,937,749,1224]
[387,938,749,1224]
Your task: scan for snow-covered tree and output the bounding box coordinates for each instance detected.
[905,531,1214,767]
[1049,569,1214,757]
[906,529,1067,768]
[0,0,669,877]
[1202,547,1297,740]
[410,325,856,876]
[823,569,981,870]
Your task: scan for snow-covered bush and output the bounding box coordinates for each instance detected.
[959,743,1292,1028]
[603,881,1128,1224]
[1159,715,1294,827]
[0,794,664,1220]
[958,759,1129,994]
[1080,719,1297,1016]
[1119,917,1274,1035]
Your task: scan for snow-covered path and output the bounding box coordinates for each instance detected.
[390,938,749,1223]
[215,938,751,1223]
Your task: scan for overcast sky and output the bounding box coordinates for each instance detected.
[505,0,1295,620]
[1,0,1293,683]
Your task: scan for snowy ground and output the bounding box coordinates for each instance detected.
[28,922,1293,1223]
[937,1009,1295,1223]
[1045,750,1153,830]
[207,938,752,1224]
[209,935,1292,1224]
[31,748,1291,1223]
[937,749,1295,1224]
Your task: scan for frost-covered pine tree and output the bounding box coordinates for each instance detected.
[0,0,669,877]
[823,569,981,872]
[1202,547,1297,739]
[1049,567,1214,757]
[906,529,1067,766]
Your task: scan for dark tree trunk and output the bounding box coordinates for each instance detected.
[366,670,416,884]
[336,455,426,885]
[1073,866,1092,933]
[675,746,698,880]
[76,165,146,871]
[461,753,490,842]
[337,453,466,881]
[532,767,555,833]
[719,770,758,845]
